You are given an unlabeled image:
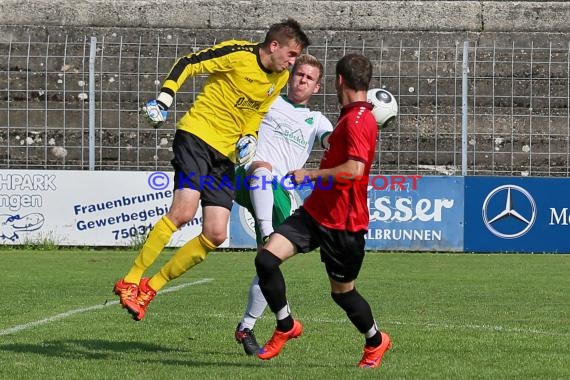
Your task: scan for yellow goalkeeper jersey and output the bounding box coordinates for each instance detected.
[161,39,289,162]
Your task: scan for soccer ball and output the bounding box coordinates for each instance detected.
[367,88,398,128]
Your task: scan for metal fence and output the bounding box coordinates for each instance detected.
[1,34,569,176]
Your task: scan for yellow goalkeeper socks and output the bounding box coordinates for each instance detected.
[124,215,177,285]
[149,233,217,291]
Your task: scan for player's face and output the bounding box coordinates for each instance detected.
[288,64,321,104]
[268,40,303,72]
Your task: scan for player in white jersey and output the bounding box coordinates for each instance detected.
[234,54,333,355]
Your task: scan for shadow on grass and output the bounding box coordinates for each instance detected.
[0,339,270,368]
[0,339,187,360]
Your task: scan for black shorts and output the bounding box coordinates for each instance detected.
[171,130,235,210]
[275,207,366,283]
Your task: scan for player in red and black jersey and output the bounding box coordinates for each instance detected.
[255,53,392,369]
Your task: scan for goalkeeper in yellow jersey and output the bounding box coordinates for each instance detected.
[113,18,310,321]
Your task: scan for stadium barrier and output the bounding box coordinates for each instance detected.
[1,169,567,253]
[3,36,570,178]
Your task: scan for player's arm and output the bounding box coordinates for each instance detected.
[290,114,371,184]
[320,132,331,149]
[242,78,286,137]
[316,114,333,149]
[237,80,288,164]
[143,43,236,127]
[242,115,263,140]
[289,159,365,185]
[160,46,233,104]
[235,114,264,165]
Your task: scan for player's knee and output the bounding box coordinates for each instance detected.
[255,249,282,278]
[200,228,226,246]
[205,233,226,246]
[166,210,194,227]
[331,288,357,308]
[249,166,272,188]
[248,161,272,174]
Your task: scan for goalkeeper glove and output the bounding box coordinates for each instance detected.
[142,99,168,128]
[235,135,257,165]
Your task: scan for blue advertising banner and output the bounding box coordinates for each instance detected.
[365,176,464,251]
[229,200,257,248]
[464,177,570,253]
[230,176,464,251]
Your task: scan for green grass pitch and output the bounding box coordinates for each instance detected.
[0,249,569,379]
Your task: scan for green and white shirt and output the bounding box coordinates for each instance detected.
[252,95,333,178]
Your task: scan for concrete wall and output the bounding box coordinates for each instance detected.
[1,1,569,173]
[1,1,569,33]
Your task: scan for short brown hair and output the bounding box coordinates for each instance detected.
[292,53,323,82]
[263,18,310,50]
[335,53,372,91]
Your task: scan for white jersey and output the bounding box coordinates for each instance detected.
[253,95,333,178]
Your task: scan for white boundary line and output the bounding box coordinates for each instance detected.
[0,278,213,337]
[386,320,570,337]
[308,317,570,337]
[199,314,569,338]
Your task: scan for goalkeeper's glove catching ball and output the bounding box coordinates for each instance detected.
[142,99,168,128]
[235,135,257,165]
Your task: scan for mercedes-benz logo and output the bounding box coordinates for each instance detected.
[482,184,536,239]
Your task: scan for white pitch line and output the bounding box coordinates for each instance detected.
[306,317,569,337]
[0,278,213,337]
[199,314,570,338]
[387,320,570,337]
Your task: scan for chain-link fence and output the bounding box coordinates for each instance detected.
[1,34,569,176]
